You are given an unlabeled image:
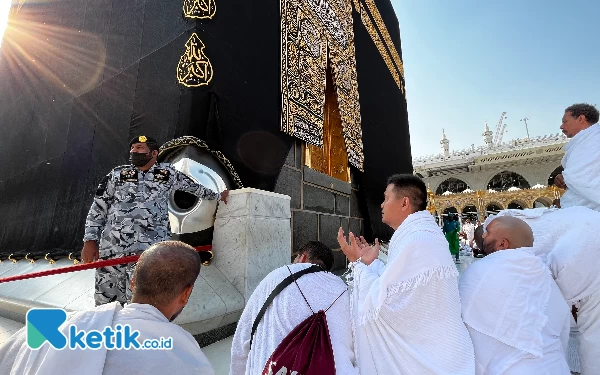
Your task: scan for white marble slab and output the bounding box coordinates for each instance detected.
[213,189,291,301]
[245,218,291,299]
[0,188,292,339]
[173,274,229,328]
[217,188,291,220]
[0,262,23,276]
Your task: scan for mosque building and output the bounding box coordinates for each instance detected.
[414,116,566,221]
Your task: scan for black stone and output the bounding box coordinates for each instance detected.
[303,166,352,194]
[303,184,335,214]
[274,166,302,209]
[319,214,342,250]
[292,211,319,253]
[335,194,350,216]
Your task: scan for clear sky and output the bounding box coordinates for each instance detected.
[391,0,600,158]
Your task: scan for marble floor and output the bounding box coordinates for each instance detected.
[456,255,478,276]
[203,336,234,374]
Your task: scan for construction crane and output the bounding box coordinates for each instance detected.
[492,112,508,146]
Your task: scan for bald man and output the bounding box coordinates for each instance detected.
[459,217,570,374]
[0,241,215,375]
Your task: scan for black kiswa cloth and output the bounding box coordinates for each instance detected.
[127,114,159,148]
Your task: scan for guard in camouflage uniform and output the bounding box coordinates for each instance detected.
[81,135,229,306]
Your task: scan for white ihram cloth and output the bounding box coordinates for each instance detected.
[0,302,215,375]
[561,124,600,212]
[547,221,600,375]
[489,206,600,373]
[459,247,570,374]
[103,303,214,375]
[484,206,579,264]
[464,222,476,244]
[350,210,475,375]
[229,263,357,375]
[0,302,120,375]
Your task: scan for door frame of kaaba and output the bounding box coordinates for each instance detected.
[280,0,364,173]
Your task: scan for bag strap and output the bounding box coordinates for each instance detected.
[249,265,323,350]
[289,264,347,315]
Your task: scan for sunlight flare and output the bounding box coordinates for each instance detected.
[0,0,11,48]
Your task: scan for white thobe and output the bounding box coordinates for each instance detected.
[351,211,475,375]
[561,124,600,212]
[230,263,357,375]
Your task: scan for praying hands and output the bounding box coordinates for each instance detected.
[336,227,380,265]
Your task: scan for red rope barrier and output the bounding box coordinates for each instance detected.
[0,245,212,284]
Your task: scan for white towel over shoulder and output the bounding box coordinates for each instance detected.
[351,210,475,374]
[561,124,600,211]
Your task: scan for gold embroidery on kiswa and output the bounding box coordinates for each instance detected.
[353,0,405,94]
[183,0,216,20]
[281,0,364,170]
[362,0,404,78]
[177,33,214,87]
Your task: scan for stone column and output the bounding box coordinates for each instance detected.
[212,188,291,302]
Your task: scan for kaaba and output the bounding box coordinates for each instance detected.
[0,0,413,267]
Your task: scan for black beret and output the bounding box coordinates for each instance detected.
[129,135,158,147]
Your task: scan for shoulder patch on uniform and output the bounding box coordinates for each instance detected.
[119,167,139,183]
[153,168,170,183]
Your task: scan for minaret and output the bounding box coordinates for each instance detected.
[440,129,450,157]
[483,121,494,148]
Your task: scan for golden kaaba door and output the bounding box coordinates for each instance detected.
[305,66,350,183]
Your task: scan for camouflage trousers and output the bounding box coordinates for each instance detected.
[94,260,137,306]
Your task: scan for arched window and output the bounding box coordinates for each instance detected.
[462,205,478,220]
[533,197,552,208]
[548,166,564,186]
[508,201,527,210]
[443,207,458,225]
[443,207,458,216]
[436,178,470,195]
[487,171,530,191]
[485,203,503,215]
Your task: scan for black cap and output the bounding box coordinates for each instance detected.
[129,135,158,148]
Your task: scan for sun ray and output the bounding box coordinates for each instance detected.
[0,0,11,48]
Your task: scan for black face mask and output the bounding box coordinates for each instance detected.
[130,152,153,167]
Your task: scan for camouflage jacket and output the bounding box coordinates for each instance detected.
[83,162,219,257]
